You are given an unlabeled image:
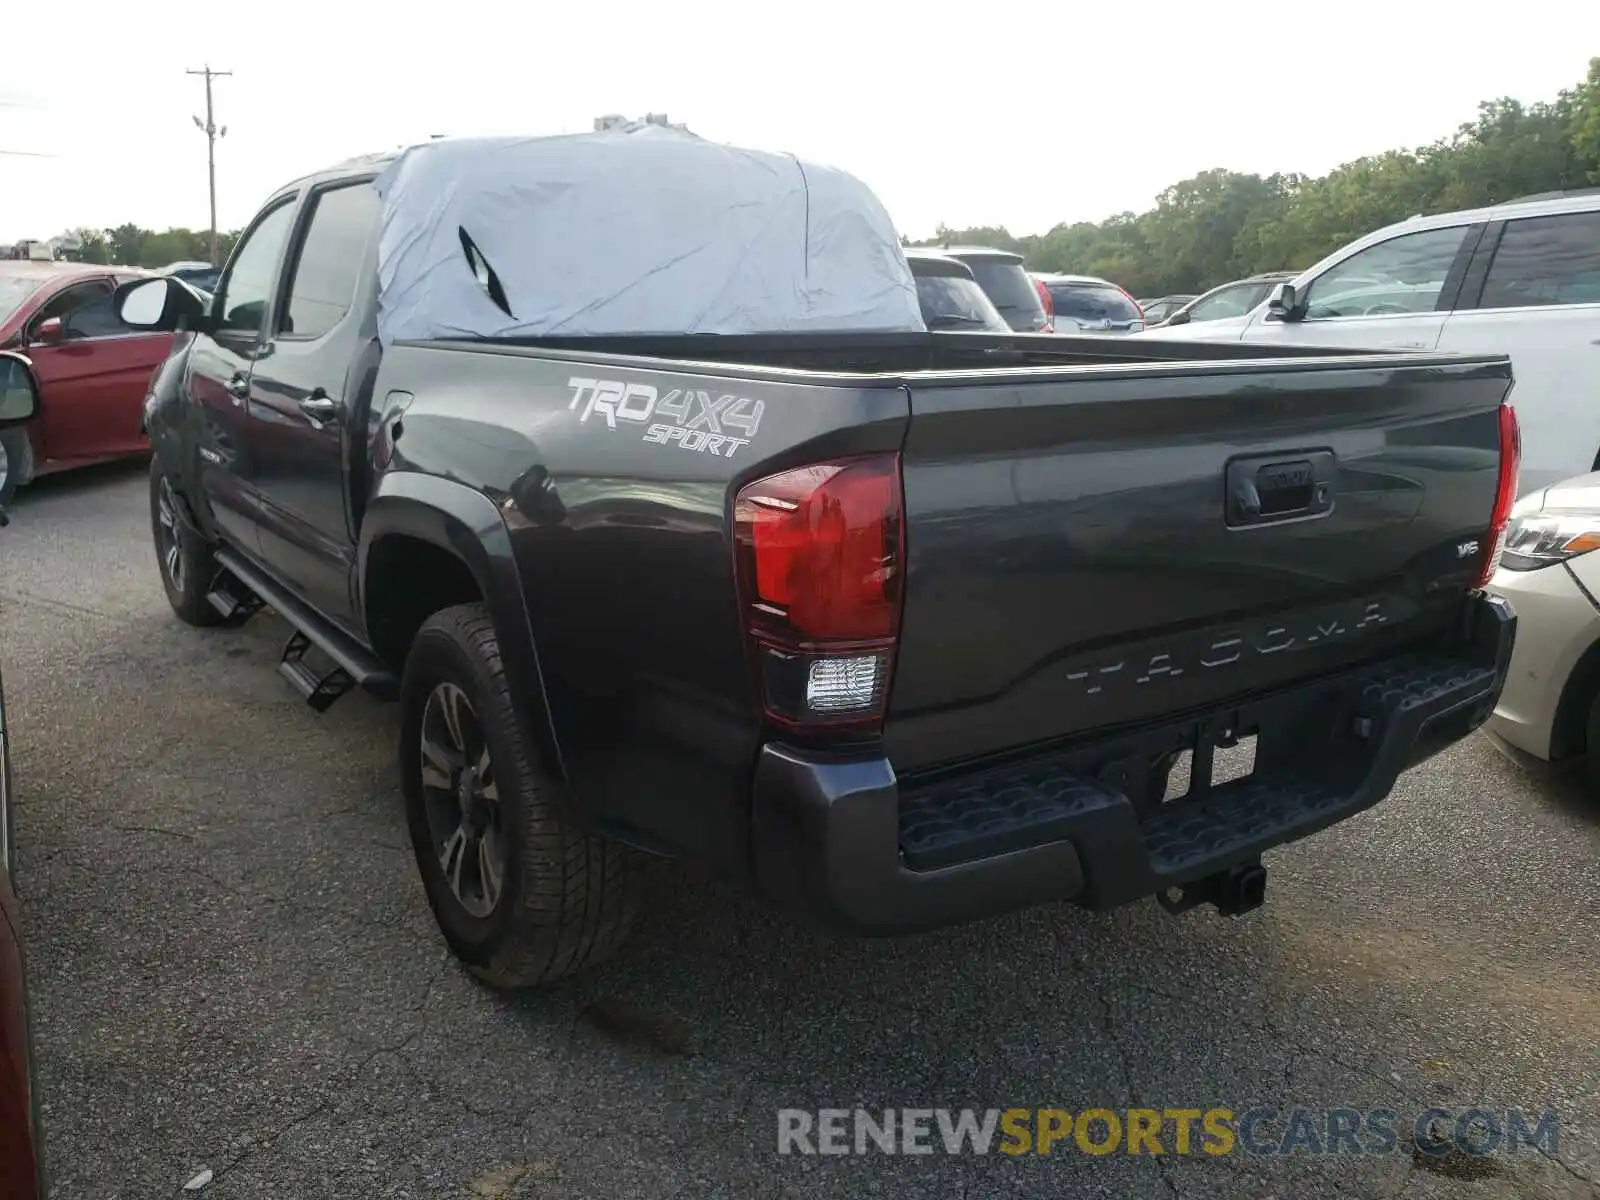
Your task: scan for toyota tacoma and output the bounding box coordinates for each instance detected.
[107,130,1518,988]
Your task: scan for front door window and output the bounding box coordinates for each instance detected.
[1302,226,1471,320]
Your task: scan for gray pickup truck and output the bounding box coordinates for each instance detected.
[94,139,1518,989]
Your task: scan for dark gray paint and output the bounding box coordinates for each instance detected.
[136,155,1517,908]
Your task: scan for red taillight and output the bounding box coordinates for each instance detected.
[1474,402,1521,588]
[734,453,905,732]
[1034,277,1055,320]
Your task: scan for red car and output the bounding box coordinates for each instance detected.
[0,352,44,1199]
[1,664,41,1200]
[0,262,177,502]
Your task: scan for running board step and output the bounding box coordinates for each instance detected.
[279,630,354,712]
[205,571,265,622]
[213,547,398,709]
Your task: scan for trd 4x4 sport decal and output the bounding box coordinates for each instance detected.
[567,376,765,458]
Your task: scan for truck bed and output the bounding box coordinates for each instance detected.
[390,328,1512,801]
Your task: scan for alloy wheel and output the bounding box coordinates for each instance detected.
[156,477,184,591]
[419,681,505,918]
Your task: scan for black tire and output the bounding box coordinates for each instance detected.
[401,602,639,988]
[1582,692,1600,795]
[149,460,228,626]
[0,428,31,506]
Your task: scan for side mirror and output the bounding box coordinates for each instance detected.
[1164,310,1191,327]
[1265,281,1302,321]
[30,317,63,346]
[114,276,209,332]
[0,352,41,427]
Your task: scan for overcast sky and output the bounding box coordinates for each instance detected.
[3,3,1597,243]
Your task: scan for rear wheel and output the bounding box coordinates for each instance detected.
[149,461,228,626]
[401,603,640,988]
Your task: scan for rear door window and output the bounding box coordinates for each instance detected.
[1477,211,1600,309]
[279,182,379,339]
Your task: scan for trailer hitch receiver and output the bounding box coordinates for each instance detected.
[1157,861,1267,918]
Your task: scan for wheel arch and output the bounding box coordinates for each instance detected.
[359,472,566,783]
[1548,632,1600,762]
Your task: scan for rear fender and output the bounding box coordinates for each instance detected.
[359,471,566,785]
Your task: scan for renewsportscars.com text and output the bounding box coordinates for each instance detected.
[777,1106,1560,1159]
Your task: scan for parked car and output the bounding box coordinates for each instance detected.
[1138,190,1600,494]
[903,249,1009,332]
[1158,273,1296,328]
[1485,469,1600,787]
[157,260,222,293]
[1032,273,1145,333]
[0,353,45,1200]
[1137,295,1196,325]
[921,245,1052,332]
[0,262,173,502]
[119,133,1516,991]
[3,244,54,264]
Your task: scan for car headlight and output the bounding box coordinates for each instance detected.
[1499,512,1600,571]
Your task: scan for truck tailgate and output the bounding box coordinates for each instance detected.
[886,354,1514,773]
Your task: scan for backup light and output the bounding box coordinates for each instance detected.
[733,453,905,733]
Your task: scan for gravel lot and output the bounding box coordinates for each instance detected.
[5,461,1599,1200]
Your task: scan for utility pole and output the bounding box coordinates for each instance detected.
[186,66,232,266]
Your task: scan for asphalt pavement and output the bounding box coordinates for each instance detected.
[4,461,1598,1200]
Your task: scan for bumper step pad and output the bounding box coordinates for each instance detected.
[896,651,1502,906]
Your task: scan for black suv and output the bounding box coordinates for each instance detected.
[920,245,1051,332]
[903,249,1010,332]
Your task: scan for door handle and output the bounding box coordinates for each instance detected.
[225,374,249,400]
[297,392,338,420]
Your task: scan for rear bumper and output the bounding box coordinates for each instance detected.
[751,593,1515,934]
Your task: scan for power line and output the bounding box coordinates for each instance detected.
[186,65,232,266]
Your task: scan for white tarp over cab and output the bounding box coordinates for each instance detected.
[371,125,925,344]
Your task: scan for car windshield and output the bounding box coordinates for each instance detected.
[965,258,1045,318]
[915,275,1009,331]
[1047,282,1141,323]
[0,276,45,326]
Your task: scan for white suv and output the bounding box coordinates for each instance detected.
[1140,189,1600,494]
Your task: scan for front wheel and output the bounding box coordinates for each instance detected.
[149,461,228,626]
[1582,692,1600,796]
[401,603,640,988]
[0,429,31,506]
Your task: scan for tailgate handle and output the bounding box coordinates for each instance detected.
[1226,450,1335,528]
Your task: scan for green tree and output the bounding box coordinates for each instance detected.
[911,62,1600,298]
[1569,56,1600,183]
[72,228,110,264]
[104,223,147,267]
